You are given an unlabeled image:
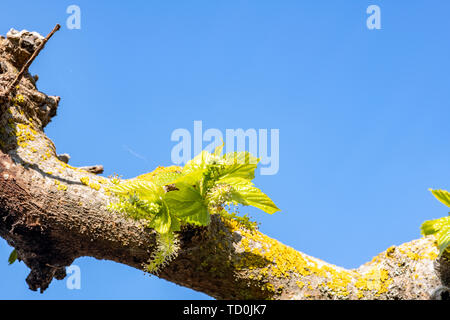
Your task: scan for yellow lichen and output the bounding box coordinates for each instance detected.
[12,94,25,105]
[223,218,358,298]
[58,160,79,171]
[385,246,396,258]
[354,268,392,296]
[89,182,101,191]
[98,178,109,185]
[54,180,68,191]
[81,177,101,191]
[80,177,90,186]
[322,268,353,297]
[263,283,275,292]
[41,149,53,161]
[397,241,438,261]
[13,123,37,148]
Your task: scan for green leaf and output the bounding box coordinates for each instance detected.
[177,151,214,188]
[217,152,260,182]
[107,149,279,241]
[151,204,171,234]
[114,197,159,221]
[109,180,163,202]
[174,168,205,186]
[218,177,254,188]
[170,215,181,232]
[165,183,208,221]
[421,216,448,235]
[151,171,182,186]
[421,216,450,256]
[223,151,259,166]
[430,189,450,207]
[182,205,210,227]
[8,249,17,265]
[217,162,258,182]
[183,151,215,174]
[436,225,450,256]
[214,140,224,157]
[230,185,280,214]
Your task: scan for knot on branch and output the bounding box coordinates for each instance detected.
[4,29,44,69]
[35,93,60,127]
[79,165,104,175]
[26,262,67,293]
[1,26,61,128]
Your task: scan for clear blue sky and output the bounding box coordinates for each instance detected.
[1,0,450,299]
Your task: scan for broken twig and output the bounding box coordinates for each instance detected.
[0,24,60,102]
[79,165,104,175]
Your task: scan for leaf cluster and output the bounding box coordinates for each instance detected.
[107,146,280,271]
[421,189,450,256]
[108,146,279,235]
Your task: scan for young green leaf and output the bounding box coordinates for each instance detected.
[217,162,258,182]
[151,205,172,234]
[436,225,450,256]
[421,216,450,256]
[165,183,208,222]
[174,168,206,186]
[107,147,280,273]
[183,151,215,174]
[214,140,224,157]
[230,184,280,214]
[218,177,254,188]
[151,171,182,186]
[223,151,259,166]
[169,215,181,232]
[430,189,450,207]
[111,196,161,222]
[183,205,210,226]
[8,249,17,265]
[109,180,163,202]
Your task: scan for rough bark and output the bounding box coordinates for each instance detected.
[0,28,449,300]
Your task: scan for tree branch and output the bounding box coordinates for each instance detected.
[0,28,448,299]
[0,25,60,104]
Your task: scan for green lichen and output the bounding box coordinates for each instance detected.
[219,210,258,232]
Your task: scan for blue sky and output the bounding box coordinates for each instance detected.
[1,1,450,299]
